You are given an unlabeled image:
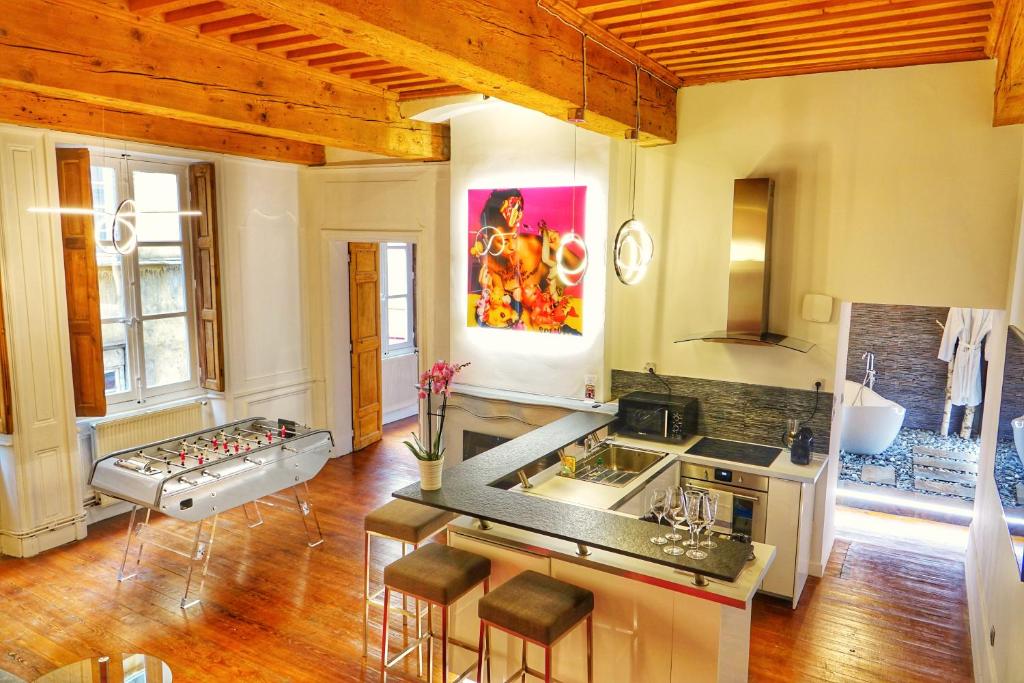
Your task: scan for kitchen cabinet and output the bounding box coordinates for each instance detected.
[761,478,815,607]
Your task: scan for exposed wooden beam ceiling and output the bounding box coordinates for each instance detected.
[992,0,1024,125]
[570,0,994,87]
[0,87,325,165]
[224,0,678,144]
[0,0,448,161]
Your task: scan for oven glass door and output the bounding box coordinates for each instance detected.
[683,479,768,543]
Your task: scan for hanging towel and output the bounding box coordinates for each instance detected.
[938,307,994,407]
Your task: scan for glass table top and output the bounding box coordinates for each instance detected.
[35,654,171,683]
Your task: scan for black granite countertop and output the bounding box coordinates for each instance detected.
[393,411,754,582]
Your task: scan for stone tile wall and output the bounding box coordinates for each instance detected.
[610,369,833,453]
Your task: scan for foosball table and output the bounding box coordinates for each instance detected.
[88,417,334,608]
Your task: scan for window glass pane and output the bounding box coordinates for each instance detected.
[96,251,127,319]
[387,297,409,345]
[91,165,118,244]
[386,247,408,297]
[143,316,191,388]
[101,322,131,395]
[132,170,182,242]
[139,246,186,315]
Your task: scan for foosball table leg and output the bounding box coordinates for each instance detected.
[117,506,151,583]
[180,514,219,609]
[242,501,264,528]
[292,482,324,548]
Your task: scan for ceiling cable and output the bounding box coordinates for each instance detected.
[535,0,678,92]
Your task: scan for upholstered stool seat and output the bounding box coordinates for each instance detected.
[384,542,491,605]
[479,570,594,646]
[381,543,492,683]
[362,500,456,664]
[364,499,455,544]
[476,570,594,683]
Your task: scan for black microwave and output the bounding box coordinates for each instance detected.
[615,391,698,443]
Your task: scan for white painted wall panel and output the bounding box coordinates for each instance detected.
[382,352,418,423]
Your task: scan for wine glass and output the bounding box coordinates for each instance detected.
[700,491,719,549]
[683,489,708,561]
[648,489,668,545]
[662,489,685,556]
[664,487,683,542]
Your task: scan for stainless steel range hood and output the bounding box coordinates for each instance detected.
[676,178,813,353]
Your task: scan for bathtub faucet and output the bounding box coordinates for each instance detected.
[862,351,876,390]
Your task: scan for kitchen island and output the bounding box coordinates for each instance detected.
[392,412,777,682]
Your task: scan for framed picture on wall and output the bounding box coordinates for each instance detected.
[467,186,586,335]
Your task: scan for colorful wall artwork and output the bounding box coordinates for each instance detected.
[467,186,586,334]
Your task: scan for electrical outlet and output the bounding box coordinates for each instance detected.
[643,362,657,374]
[813,378,827,391]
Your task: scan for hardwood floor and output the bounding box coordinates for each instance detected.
[0,418,973,682]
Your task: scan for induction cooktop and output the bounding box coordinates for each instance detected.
[685,437,781,468]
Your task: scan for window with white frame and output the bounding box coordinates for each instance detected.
[91,156,198,404]
[380,242,415,357]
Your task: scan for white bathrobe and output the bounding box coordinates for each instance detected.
[938,307,994,406]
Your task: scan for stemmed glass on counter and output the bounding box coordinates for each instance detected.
[648,489,668,545]
[700,490,720,549]
[662,488,686,556]
[683,489,708,560]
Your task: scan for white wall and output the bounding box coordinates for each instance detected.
[0,126,84,556]
[967,134,1024,683]
[216,157,318,426]
[449,102,612,400]
[610,60,1023,393]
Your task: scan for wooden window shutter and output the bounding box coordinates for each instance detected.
[188,162,225,392]
[56,148,106,417]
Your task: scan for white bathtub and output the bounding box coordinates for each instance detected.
[840,379,906,455]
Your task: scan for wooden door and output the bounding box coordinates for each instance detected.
[348,242,383,450]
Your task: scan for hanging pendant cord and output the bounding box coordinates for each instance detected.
[630,64,640,220]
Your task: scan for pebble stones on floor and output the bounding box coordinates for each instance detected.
[994,438,1024,510]
[840,428,981,501]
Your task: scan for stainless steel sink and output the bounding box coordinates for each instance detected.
[559,443,666,487]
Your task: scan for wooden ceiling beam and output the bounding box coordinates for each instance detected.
[1,0,448,159]
[397,85,471,100]
[681,47,985,85]
[0,86,325,165]
[199,13,269,36]
[992,0,1024,125]
[642,3,994,55]
[127,0,199,17]
[653,12,993,60]
[661,24,990,69]
[229,24,297,45]
[228,0,678,144]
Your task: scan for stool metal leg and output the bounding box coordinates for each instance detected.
[586,615,593,683]
[544,646,552,683]
[380,586,391,682]
[441,604,449,683]
[476,622,486,683]
[520,638,528,683]
[363,531,371,658]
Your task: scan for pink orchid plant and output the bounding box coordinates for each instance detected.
[404,360,469,462]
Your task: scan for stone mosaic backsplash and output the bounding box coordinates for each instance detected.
[610,369,834,453]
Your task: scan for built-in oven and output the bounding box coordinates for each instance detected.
[680,462,768,543]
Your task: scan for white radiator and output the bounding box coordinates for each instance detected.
[92,402,205,506]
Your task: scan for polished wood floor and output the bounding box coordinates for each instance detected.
[0,418,973,682]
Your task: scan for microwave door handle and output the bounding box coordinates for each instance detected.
[661,407,669,438]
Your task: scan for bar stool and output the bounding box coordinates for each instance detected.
[363,500,456,659]
[475,570,594,683]
[382,542,491,683]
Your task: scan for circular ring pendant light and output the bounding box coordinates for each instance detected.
[613,218,654,285]
[475,225,508,256]
[98,198,138,256]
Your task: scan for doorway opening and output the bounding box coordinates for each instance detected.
[835,304,997,523]
[346,241,419,453]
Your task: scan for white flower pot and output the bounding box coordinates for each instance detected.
[419,458,444,491]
